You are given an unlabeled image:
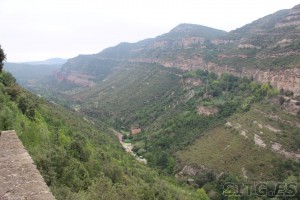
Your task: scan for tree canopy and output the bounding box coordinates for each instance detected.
[0,45,6,72]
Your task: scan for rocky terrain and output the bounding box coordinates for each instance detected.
[53,5,300,97]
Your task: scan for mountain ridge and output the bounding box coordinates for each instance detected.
[19,57,68,65]
[59,5,300,95]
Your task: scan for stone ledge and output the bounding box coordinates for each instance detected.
[0,130,55,200]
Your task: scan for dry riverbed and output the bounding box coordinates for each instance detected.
[113,130,147,164]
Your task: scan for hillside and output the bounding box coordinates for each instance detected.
[37,66,300,199]
[0,70,206,200]
[97,23,227,60]
[46,5,300,97]
[6,4,300,200]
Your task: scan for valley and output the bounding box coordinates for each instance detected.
[2,3,300,200]
[114,129,147,164]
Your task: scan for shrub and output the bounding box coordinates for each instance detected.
[18,95,37,119]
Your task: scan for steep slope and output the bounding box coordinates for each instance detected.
[98,23,227,60]
[176,101,300,181]
[214,5,300,69]
[0,71,203,200]
[50,5,300,96]
[10,4,300,200]
[42,66,300,199]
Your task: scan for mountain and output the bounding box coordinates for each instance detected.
[215,5,300,69]
[54,5,300,96]
[97,23,226,60]
[23,57,67,65]
[10,4,300,200]
[3,62,62,92]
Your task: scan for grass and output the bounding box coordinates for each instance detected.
[176,100,300,182]
[176,125,292,181]
[228,102,300,151]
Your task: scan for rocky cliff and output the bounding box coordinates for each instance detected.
[126,57,300,96]
[56,4,300,96]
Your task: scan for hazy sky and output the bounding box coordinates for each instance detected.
[0,0,299,62]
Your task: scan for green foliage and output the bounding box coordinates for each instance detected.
[0,71,16,87]
[196,188,210,200]
[18,95,37,119]
[0,72,200,200]
[0,105,15,130]
[195,172,216,188]
[0,45,6,72]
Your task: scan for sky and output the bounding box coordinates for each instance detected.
[0,0,299,62]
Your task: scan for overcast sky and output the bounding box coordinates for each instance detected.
[0,0,299,62]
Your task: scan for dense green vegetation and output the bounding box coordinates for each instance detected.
[128,70,300,199]
[25,54,300,199]
[0,45,5,72]
[0,70,206,200]
[130,70,278,167]
[4,6,300,199]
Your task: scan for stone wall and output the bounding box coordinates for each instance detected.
[0,130,55,200]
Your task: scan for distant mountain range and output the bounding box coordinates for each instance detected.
[22,57,67,65]
[3,58,65,90]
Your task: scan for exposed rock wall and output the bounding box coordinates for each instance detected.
[140,57,300,96]
[206,64,300,96]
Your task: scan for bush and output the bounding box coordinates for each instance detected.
[5,84,21,100]
[18,95,37,119]
[0,106,14,130]
[0,72,16,87]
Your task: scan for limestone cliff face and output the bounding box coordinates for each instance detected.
[275,4,300,28]
[253,68,300,95]
[206,63,300,96]
[60,5,300,96]
[136,57,300,96]
[131,5,300,96]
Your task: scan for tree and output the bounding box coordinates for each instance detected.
[1,72,16,86]
[18,95,37,119]
[0,106,14,130]
[0,45,6,73]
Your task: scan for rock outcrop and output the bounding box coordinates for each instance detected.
[136,57,300,96]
